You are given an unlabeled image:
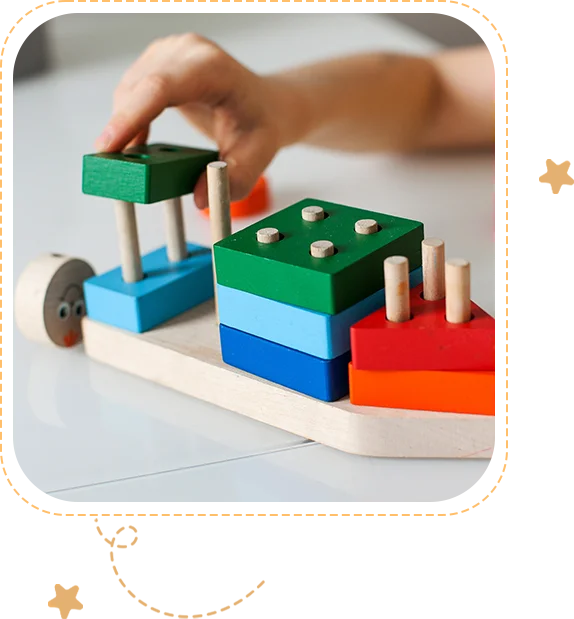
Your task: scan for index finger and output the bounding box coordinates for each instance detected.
[95,74,169,152]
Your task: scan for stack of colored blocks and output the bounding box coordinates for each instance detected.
[81,143,218,333]
[349,283,495,415]
[214,198,424,402]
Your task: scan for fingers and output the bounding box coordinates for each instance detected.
[95,35,233,153]
[93,32,279,213]
[194,128,277,210]
[95,75,169,152]
[125,127,150,150]
[192,172,210,210]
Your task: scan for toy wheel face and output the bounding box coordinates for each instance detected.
[43,260,95,347]
[15,254,96,347]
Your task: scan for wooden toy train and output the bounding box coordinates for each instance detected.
[15,143,495,459]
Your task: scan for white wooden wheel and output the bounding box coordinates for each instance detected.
[15,253,95,347]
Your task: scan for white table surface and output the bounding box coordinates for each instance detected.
[13,13,494,502]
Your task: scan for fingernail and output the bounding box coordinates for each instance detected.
[95,127,113,151]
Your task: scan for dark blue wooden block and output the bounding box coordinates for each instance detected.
[219,325,350,402]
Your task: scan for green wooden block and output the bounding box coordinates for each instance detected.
[214,198,424,315]
[82,143,218,204]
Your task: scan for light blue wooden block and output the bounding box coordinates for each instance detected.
[217,267,422,359]
[84,243,213,333]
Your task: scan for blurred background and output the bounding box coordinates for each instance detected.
[15,13,484,79]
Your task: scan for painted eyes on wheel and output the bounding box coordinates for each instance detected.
[57,299,85,321]
[73,299,86,318]
[57,301,71,321]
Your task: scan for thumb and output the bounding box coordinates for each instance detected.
[194,129,277,210]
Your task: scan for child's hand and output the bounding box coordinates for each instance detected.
[95,34,303,209]
[96,35,493,209]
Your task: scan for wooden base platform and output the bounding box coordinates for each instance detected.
[82,300,494,459]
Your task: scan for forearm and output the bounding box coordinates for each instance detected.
[268,48,494,153]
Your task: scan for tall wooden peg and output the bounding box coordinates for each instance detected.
[207,161,232,319]
[445,258,471,323]
[207,162,232,244]
[422,238,445,301]
[384,256,410,323]
[163,197,188,262]
[115,200,143,283]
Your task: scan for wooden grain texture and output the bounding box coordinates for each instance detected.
[82,300,494,459]
[384,256,410,322]
[422,238,445,301]
[446,258,471,324]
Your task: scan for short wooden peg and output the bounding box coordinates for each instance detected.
[257,227,280,244]
[163,197,188,262]
[115,200,143,283]
[301,206,325,222]
[445,258,471,323]
[355,219,379,235]
[384,256,410,323]
[422,238,445,301]
[310,240,335,258]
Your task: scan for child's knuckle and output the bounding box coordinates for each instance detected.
[143,73,170,97]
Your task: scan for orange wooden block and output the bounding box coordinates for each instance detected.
[349,363,494,416]
[202,175,270,219]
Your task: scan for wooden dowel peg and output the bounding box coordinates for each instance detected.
[164,197,187,262]
[257,227,280,244]
[422,238,445,301]
[207,161,232,321]
[446,258,471,324]
[302,205,325,222]
[355,219,379,235]
[310,240,335,258]
[114,200,143,283]
[384,256,410,323]
[207,161,232,244]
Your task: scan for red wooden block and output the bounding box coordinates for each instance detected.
[350,283,494,371]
